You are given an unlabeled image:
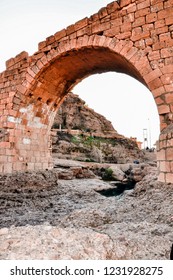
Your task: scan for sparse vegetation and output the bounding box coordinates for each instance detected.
[53,131,143,164]
[102,167,114,181]
[71,136,80,144]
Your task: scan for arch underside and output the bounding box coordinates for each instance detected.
[26,47,147,129]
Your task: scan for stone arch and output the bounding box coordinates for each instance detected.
[1,0,173,182]
[24,36,149,128]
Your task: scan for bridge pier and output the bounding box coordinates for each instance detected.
[0,126,53,173]
[157,124,173,183]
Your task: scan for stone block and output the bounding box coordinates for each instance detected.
[146,13,158,23]
[137,0,150,10]
[98,7,108,19]
[17,85,26,94]
[54,29,66,41]
[158,104,170,114]
[135,8,150,18]
[159,32,171,42]
[151,2,164,12]
[128,4,137,13]
[125,47,138,60]
[38,41,46,50]
[5,58,15,69]
[144,68,162,83]
[46,35,55,45]
[0,142,11,149]
[164,0,173,9]
[40,55,48,66]
[165,84,173,92]
[148,77,163,90]
[160,161,171,172]
[158,172,165,182]
[107,1,120,14]
[120,0,132,8]
[157,149,166,160]
[104,26,120,37]
[161,74,173,85]
[111,17,123,27]
[152,41,166,51]
[121,22,132,32]
[166,172,173,183]
[155,96,164,105]
[74,17,88,31]
[123,13,135,23]
[93,21,110,34]
[166,147,173,160]
[132,16,145,27]
[66,24,75,36]
[161,65,173,74]
[148,50,161,61]
[152,0,163,5]
[158,7,173,20]
[120,41,133,56]
[155,19,165,29]
[145,38,153,46]
[89,13,99,23]
[15,51,28,64]
[117,31,131,40]
[3,163,13,173]
[27,68,36,78]
[166,17,173,26]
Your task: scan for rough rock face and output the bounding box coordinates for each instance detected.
[0,226,116,260]
[52,92,144,163]
[0,161,173,260]
[52,132,144,164]
[53,92,118,136]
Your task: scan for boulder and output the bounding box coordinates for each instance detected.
[109,165,126,181]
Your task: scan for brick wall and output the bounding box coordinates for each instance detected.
[1,0,173,182]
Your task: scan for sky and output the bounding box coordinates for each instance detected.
[0,0,160,147]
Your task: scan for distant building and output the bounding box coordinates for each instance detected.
[130,137,143,150]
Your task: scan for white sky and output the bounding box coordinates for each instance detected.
[0,0,160,147]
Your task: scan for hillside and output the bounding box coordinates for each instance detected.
[52,92,144,164]
[53,92,118,136]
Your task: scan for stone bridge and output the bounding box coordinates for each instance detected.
[0,0,173,182]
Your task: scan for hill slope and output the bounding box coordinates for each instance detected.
[52,92,144,163]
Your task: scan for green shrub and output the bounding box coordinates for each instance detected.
[71,136,79,144]
[102,167,113,181]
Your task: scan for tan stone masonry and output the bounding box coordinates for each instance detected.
[1,0,173,182]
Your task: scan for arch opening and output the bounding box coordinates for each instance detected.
[26,46,148,131]
[18,45,160,172]
[73,72,160,149]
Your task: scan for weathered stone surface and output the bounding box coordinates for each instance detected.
[52,133,144,164]
[51,92,144,165]
[53,92,117,136]
[109,165,126,181]
[0,163,173,260]
[0,226,117,260]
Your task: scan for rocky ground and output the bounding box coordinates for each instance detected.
[1,92,166,260]
[0,154,173,260]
